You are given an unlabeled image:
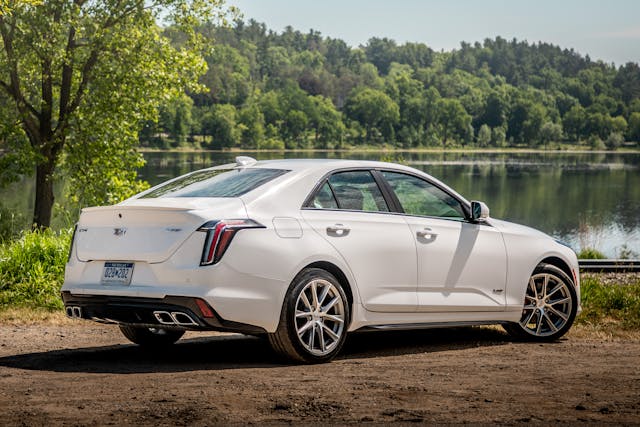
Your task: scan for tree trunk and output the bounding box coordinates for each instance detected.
[32,159,56,229]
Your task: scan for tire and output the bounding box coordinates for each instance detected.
[268,268,350,363]
[119,325,185,347]
[504,263,577,341]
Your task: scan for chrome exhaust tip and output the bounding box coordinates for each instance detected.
[152,310,198,326]
[65,306,82,318]
[153,311,175,325]
[172,312,198,326]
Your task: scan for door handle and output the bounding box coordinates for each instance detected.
[416,228,438,239]
[327,224,350,236]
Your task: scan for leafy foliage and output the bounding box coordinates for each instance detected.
[0,0,234,227]
[0,229,71,310]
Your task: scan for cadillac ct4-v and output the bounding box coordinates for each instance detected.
[62,157,581,362]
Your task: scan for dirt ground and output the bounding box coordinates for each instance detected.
[0,323,639,425]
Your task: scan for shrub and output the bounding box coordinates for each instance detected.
[0,229,72,310]
[577,248,607,259]
[605,132,624,150]
[588,135,605,150]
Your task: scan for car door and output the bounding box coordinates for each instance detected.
[379,170,507,312]
[301,170,418,312]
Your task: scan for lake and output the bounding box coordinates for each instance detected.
[3,151,640,258]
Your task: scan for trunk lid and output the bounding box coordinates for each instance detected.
[75,198,247,263]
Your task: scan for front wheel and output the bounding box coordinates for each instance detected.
[268,268,350,363]
[119,325,185,347]
[504,263,577,341]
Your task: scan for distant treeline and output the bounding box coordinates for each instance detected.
[142,20,640,150]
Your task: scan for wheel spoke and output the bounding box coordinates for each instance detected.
[321,323,340,341]
[321,296,339,313]
[323,313,344,324]
[547,305,569,321]
[308,323,316,348]
[522,309,536,327]
[297,320,314,335]
[547,282,564,298]
[296,310,311,318]
[535,311,543,335]
[542,275,549,298]
[300,292,313,311]
[318,323,326,352]
[311,281,319,310]
[529,278,538,299]
[550,296,571,306]
[317,283,331,306]
[543,312,558,332]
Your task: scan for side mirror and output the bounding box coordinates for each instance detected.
[471,201,490,222]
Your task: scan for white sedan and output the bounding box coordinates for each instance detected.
[62,157,580,362]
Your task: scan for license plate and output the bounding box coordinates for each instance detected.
[101,262,134,285]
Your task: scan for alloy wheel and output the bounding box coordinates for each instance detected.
[294,279,346,356]
[519,272,573,337]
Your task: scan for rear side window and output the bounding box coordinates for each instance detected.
[140,168,288,198]
[310,170,389,212]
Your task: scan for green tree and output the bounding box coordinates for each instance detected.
[345,87,399,142]
[539,122,563,148]
[605,132,624,150]
[628,112,640,142]
[436,98,472,147]
[0,0,231,227]
[237,102,265,149]
[282,109,308,147]
[307,95,344,148]
[201,104,240,149]
[476,124,491,147]
[162,94,194,146]
[563,105,587,141]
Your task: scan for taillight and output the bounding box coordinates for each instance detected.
[198,219,264,266]
[67,224,78,263]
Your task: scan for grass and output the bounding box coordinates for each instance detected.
[0,228,71,311]
[576,275,640,330]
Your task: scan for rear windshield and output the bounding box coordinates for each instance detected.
[140,168,288,198]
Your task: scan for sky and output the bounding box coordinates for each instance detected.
[228,0,640,66]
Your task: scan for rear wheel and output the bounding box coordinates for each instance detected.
[268,268,349,363]
[119,325,185,347]
[504,263,577,341]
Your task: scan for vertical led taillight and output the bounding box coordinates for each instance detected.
[198,219,264,266]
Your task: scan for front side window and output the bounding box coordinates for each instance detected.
[140,168,288,198]
[381,171,465,219]
[310,170,389,212]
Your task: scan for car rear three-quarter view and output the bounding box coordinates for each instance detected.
[62,157,581,363]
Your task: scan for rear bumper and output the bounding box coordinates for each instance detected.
[61,291,266,335]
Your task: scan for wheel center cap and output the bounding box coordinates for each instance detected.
[536,299,546,308]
